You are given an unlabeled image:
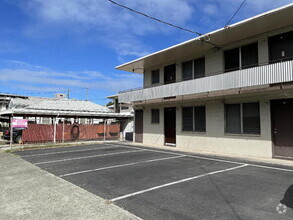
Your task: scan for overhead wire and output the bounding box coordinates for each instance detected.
[106,0,203,36]
[106,0,219,47]
[225,0,247,27]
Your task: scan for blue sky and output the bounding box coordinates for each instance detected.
[0,0,292,104]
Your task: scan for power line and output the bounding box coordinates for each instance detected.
[225,0,247,27]
[106,0,203,36]
[0,88,86,96]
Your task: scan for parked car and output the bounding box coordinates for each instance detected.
[3,128,26,144]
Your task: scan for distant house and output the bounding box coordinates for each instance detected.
[107,94,134,141]
[116,5,293,159]
[0,93,133,143]
[0,93,29,128]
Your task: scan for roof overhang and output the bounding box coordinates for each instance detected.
[0,109,133,119]
[116,4,293,73]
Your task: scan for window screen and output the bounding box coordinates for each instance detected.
[182,107,193,131]
[194,106,206,132]
[151,69,160,84]
[242,103,260,134]
[182,61,193,81]
[224,48,240,72]
[225,104,241,134]
[194,57,205,79]
[151,109,160,124]
[241,43,258,69]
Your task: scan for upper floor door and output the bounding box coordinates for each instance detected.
[269,30,293,63]
[164,64,176,84]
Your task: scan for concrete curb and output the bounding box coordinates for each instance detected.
[0,151,141,220]
[120,141,293,168]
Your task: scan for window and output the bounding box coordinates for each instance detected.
[194,106,206,132]
[151,69,160,84]
[151,109,160,124]
[225,102,260,135]
[194,57,205,79]
[224,48,239,72]
[224,43,258,72]
[164,64,176,84]
[182,107,193,131]
[182,106,206,132]
[182,57,205,81]
[182,61,193,81]
[268,30,293,63]
[121,106,129,110]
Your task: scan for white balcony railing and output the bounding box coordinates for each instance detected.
[118,60,293,103]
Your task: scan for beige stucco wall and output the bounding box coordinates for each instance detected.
[141,100,273,158]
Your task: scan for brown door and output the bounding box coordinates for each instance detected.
[271,99,293,158]
[135,110,143,143]
[164,107,176,145]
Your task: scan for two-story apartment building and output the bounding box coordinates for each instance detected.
[117,4,293,159]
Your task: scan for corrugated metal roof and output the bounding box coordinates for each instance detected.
[0,109,132,118]
[10,97,110,113]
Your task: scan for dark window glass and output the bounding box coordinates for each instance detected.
[241,43,258,69]
[225,104,241,134]
[268,30,293,63]
[151,109,160,124]
[121,106,129,110]
[224,48,240,72]
[182,107,193,131]
[243,103,260,134]
[164,64,176,84]
[182,61,193,81]
[194,106,206,132]
[151,69,160,84]
[194,57,205,78]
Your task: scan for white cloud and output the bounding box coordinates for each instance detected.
[17,0,194,58]
[203,4,218,16]
[0,60,142,93]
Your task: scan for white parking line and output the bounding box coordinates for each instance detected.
[111,144,293,172]
[110,164,249,202]
[34,149,146,165]
[106,144,193,156]
[249,164,293,172]
[107,144,244,165]
[21,146,121,157]
[60,155,186,177]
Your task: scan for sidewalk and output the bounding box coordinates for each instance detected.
[0,150,141,220]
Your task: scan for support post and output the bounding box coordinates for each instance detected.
[62,118,65,143]
[9,114,13,150]
[53,114,59,143]
[104,119,107,142]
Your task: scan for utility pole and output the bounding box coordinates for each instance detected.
[86,87,88,101]
[67,89,70,99]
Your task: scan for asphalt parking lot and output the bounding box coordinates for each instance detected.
[15,143,293,220]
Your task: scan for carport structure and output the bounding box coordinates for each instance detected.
[15,142,293,220]
[0,108,132,143]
